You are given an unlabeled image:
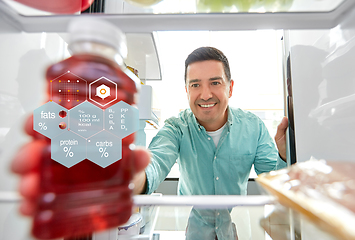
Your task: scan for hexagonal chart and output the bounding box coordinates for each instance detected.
[69,101,104,138]
[50,71,87,110]
[87,131,122,168]
[89,76,117,107]
[51,131,86,168]
[104,101,139,139]
[33,101,69,139]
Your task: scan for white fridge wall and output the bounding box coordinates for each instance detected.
[0,32,68,192]
[0,32,68,239]
[290,6,355,162]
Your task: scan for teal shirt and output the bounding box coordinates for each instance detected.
[145,107,286,195]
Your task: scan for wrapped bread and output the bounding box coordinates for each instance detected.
[256,159,355,240]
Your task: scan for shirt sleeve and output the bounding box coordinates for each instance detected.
[145,119,181,194]
[253,119,287,175]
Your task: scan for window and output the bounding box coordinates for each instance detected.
[145,30,284,144]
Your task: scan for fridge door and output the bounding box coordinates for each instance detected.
[287,5,355,162]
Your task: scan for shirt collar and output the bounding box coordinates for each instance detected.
[190,110,203,131]
[226,106,233,126]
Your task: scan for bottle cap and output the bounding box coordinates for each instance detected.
[67,17,127,59]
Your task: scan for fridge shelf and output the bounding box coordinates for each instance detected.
[1,0,355,33]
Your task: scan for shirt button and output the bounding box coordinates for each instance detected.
[214,156,216,160]
[208,137,211,140]
[217,212,220,216]
[216,227,218,230]
[216,177,219,180]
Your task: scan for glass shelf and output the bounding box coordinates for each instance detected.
[88,195,349,240]
[0,193,339,240]
[2,0,346,16]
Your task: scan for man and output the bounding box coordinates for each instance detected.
[133,46,287,196]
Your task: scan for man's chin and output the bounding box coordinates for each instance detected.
[195,114,214,124]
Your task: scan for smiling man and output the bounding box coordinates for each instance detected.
[135,47,287,197]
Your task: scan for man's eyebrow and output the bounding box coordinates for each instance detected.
[209,77,223,81]
[188,79,200,84]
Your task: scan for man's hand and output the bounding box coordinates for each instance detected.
[275,116,288,161]
[12,143,150,216]
[11,115,150,216]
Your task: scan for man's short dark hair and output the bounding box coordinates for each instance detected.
[184,46,231,83]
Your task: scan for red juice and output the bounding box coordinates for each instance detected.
[32,54,138,239]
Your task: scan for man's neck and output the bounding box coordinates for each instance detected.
[197,111,228,131]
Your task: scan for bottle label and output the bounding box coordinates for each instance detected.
[33,71,139,168]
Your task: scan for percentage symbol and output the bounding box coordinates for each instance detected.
[38,122,47,130]
[99,147,109,158]
[63,147,74,157]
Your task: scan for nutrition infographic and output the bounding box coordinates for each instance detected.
[33,71,139,168]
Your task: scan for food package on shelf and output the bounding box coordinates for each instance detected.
[256,158,355,240]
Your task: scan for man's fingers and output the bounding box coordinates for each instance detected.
[13,141,150,214]
[19,173,40,199]
[275,117,288,161]
[19,199,37,216]
[24,114,49,140]
[24,114,35,136]
[281,116,288,126]
[17,173,40,216]
[275,116,288,141]
[11,140,47,174]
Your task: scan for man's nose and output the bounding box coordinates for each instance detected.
[200,85,213,101]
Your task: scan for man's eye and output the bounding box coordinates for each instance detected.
[211,82,220,85]
[191,84,199,88]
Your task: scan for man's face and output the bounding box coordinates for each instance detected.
[185,60,234,131]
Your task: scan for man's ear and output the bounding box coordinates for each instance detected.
[229,80,234,98]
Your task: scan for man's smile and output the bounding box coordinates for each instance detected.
[198,103,217,108]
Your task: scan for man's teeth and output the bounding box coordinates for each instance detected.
[200,104,215,108]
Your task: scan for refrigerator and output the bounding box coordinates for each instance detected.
[0,0,355,239]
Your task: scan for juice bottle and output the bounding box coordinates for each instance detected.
[32,17,139,239]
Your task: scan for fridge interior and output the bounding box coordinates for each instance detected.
[1,0,355,239]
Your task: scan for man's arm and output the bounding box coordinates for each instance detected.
[132,170,147,194]
[138,118,182,195]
